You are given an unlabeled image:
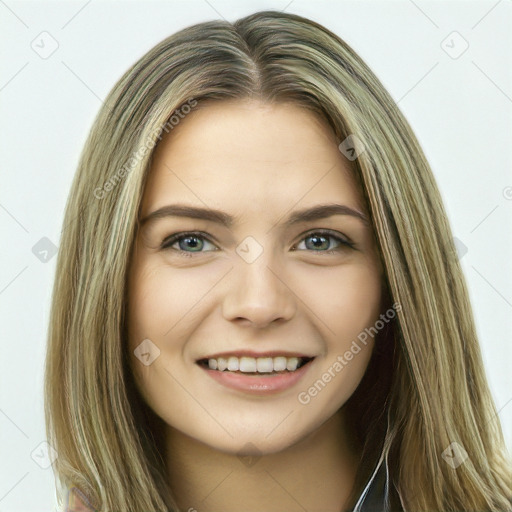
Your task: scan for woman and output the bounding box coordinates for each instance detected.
[45,10,512,512]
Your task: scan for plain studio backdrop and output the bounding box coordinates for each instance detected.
[1,1,511,510]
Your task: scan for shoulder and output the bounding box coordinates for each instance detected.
[65,486,96,512]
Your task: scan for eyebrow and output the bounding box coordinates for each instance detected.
[140,203,369,229]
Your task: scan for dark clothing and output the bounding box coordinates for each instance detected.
[353,457,403,512]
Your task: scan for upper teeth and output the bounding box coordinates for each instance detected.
[207,356,303,372]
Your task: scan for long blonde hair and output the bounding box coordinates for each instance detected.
[44,10,512,511]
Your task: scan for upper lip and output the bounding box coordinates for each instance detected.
[196,350,315,361]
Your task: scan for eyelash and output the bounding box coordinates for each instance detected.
[160,230,355,257]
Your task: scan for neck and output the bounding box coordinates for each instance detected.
[165,408,361,512]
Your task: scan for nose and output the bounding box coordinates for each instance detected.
[222,254,296,328]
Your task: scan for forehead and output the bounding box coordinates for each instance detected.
[141,100,364,219]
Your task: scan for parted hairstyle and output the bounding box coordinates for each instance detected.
[44,10,512,512]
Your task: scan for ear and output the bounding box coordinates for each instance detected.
[66,487,96,512]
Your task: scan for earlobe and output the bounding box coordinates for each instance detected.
[65,486,96,512]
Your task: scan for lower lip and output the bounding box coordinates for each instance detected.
[198,360,314,395]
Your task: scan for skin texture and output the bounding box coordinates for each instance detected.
[127,99,385,512]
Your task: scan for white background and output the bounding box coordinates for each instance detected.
[1,1,511,510]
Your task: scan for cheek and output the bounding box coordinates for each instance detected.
[296,261,382,403]
[305,259,383,346]
[127,261,212,346]
[126,263,181,392]
[126,260,221,408]
[126,262,192,422]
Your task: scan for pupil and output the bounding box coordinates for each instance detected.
[182,236,202,251]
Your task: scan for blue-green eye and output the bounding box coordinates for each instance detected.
[293,230,355,252]
[160,230,355,257]
[161,232,216,256]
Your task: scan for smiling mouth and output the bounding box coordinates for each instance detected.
[197,356,314,375]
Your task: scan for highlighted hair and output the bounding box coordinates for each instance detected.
[45,10,512,511]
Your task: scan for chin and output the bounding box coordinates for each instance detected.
[196,420,316,458]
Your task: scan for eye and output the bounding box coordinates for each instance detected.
[160,231,217,257]
[292,230,355,254]
[160,230,355,257]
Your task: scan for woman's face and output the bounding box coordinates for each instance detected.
[127,99,384,455]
